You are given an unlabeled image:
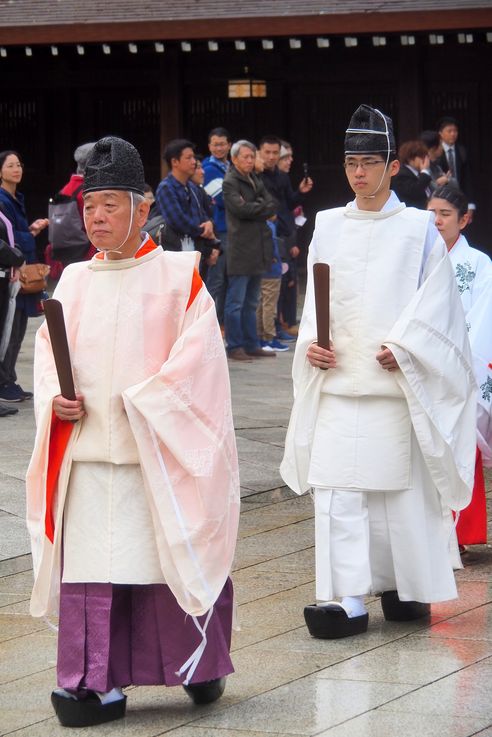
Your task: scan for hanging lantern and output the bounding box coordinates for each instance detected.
[228,67,267,98]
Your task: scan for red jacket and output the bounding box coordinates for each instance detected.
[59,174,96,259]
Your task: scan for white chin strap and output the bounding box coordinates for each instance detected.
[347,108,392,199]
[84,191,135,254]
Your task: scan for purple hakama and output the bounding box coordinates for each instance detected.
[57,579,234,692]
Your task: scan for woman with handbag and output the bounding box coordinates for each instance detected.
[0,150,49,402]
[0,211,25,416]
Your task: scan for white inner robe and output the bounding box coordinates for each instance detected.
[63,462,165,584]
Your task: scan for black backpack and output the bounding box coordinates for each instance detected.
[48,185,90,265]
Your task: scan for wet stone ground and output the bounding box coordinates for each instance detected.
[1,316,491,737]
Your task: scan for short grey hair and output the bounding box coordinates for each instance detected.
[131,192,146,212]
[74,142,96,174]
[231,139,256,158]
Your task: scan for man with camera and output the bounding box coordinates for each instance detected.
[259,135,313,338]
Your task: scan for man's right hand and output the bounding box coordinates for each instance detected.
[207,248,220,266]
[306,341,336,369]
[200,221,214,239]
[53,394,86,422]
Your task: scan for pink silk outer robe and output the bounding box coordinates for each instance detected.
[26,246,240,619]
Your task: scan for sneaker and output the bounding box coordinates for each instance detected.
[0,403,18,416]
[245,347,276,357]
[260,341,276,352]
[268,339,290,352]
[15,384,33,400]
[0,383,25,402]
[276,330,296,342]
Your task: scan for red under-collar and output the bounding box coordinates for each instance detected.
[95,237,158,260]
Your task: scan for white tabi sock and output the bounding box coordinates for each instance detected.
[95,687,124,705]
[317,596,367,618]
[53,686,124,704]
[341,596,367,618]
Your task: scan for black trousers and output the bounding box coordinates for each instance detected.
[0,305,28,385]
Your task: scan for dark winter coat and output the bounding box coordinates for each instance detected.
[222,166,276,276]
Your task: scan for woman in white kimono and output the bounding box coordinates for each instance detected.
[428,185,492,547]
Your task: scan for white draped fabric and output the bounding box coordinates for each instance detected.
[281,198,476,510]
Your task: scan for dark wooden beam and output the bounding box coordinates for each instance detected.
[0,9,491,46]
[159,49,182,178]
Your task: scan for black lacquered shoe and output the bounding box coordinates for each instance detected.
[380,590,431,621]
[183,677,226,704]
[304,603,369,639]
[51,689,127,727]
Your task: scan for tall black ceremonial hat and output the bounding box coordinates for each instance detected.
[83,136,145,195]
[344,104,396,155]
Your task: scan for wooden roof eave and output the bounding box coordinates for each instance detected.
[0,9,491,46]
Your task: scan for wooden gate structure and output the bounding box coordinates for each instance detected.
[0,1,491,247]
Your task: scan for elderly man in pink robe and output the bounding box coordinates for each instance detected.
[26,137,240,728]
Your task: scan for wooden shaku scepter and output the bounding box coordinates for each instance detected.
[313,263,330,370]
[42,298,76,401]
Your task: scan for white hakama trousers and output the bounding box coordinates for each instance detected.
[314,438,461,604]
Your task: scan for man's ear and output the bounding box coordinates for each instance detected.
[137,198,150,227]
[389,159,400,177]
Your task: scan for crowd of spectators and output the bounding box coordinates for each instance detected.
[0,114,483,404]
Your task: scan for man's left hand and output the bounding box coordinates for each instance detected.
[289,245,300,258]
[376,346,399,371]
[299,177,313,194]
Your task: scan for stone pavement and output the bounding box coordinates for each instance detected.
[1,316,492,737]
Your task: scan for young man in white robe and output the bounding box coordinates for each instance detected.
[428,185,492,547]
[281,105,477,639]
[26,137,240,726]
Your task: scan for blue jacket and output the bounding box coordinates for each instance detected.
[0,187,40,316]
[155,174,206,239]
[202,156,229,233]
[0,188,36,262]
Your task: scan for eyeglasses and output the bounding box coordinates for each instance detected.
[343,160,385,171]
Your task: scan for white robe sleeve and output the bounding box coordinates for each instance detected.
[280,220,328,494]
[384,248,477,509]
[122,285,240,616]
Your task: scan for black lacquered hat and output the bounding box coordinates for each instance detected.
[83,136,145,195]
[344,105,396,155]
